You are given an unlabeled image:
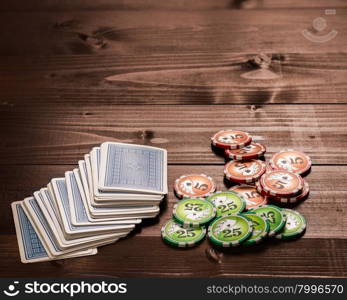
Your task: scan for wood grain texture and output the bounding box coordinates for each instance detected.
[1,164,346,277]
[0,8,345,56]
[1,234,346,278]
[1,105,347,165]
[0,0,346,278]
[1,165,346,240]
[1,0,347,12]
[0,5,346,105]
[1,53,347,105]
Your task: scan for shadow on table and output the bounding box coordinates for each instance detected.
[125,194,168,237]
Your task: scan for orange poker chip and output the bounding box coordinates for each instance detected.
[255,180,268,196]
[268,180,310,204]
[269,149,312,175]
[211,129,252,149]
[225,143,266,161]
[265,162,274,172]
[224,159,266,183]
[174,174,216,198]
[229,184,268,209]
[260,170,304,197]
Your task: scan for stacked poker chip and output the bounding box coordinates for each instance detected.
[213,130,312,205]
[161,175,218,248]
[161,130,311,249]
[163,190,306,248]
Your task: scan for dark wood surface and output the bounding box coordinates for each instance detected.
[0,0,346,278]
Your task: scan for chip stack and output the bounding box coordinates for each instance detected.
[213,130,311,205]
[161,174,218,248]
[161,129,310,249]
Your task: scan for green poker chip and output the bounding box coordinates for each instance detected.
[250,205,286,237]
[242,212,269,246]
[207,191,246,217]
[161,219,206,248]
[276,209,307,240]
[173,198,216,228]
[208,214,253,247]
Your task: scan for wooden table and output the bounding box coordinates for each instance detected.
[1,0,346,277]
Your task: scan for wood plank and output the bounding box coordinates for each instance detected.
[1,234,346,277]
[1,52,347,105]
[0,9,345,56]
[1,165,346,240]
[0,0,346,279]
[1,105,347,164]
[0,7,346,105]
[0,0,346,12]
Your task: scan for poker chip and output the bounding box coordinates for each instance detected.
[173,198,216,228]
[275,209,307,240]
[242,212,269,246]
[255,179,268,197]
[268,181,310,204]
[211,129,252,150]
[225,143,266,161]
[269,149,312,175]
[250,205,287,237]
[174,174,216,199]
[208,214,253,247]
[265,162,274,172]
[260,170,304,197]
[229,184,268,209]
[162,130,311,251]
[207,191,246,217]
[161,219,206,248]
[224,159,266,183]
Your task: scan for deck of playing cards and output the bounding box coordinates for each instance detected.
[11,142,167,263]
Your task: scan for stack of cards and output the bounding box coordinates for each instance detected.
[12,142,167,263]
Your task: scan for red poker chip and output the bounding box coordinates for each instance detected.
[225,143,266,161]
[211,129,252,149]
[174,174,216,199]
[224,160,266,183]
[260,170,304,197]
[269,149,312,176]
[267,180,310,204]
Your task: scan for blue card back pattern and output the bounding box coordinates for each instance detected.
[104,144,165,193]
[28,198,60,253]
[56,178,118,231]
[16,203,48,260]
[68,172,89,223]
